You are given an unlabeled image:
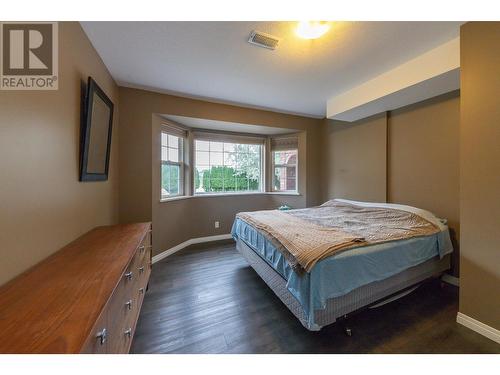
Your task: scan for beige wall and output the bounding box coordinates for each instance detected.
[0,22,120,286]
[321,92,460,275]
[322,113,387,202]
[119,87,322,255]
[388,91,460,274]
[459,22,500,330]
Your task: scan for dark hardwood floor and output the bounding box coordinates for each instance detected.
[131,242,500,354]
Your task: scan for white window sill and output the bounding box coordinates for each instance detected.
[193,192,266,198]
[268,192,301,196]
[160,191,301,203]
[160,195,190,202]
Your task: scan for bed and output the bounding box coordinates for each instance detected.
[231,199,453,331]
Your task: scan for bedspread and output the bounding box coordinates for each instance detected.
[236,200,440,272]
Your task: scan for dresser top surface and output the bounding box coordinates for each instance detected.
[0,222,151,353]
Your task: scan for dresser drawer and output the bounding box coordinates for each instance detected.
[115,324,135,353]
[107,305,136,353]
[81,310,108,354]
[87,225,151,354]
[135,243,151,267]
[137,249,150,281]
[108,289,135,330]
[104,238,151,353]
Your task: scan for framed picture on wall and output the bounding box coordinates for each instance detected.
[79,77,114,181]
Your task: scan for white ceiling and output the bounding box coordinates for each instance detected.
[81,21,462,118]
[161,115,295,135]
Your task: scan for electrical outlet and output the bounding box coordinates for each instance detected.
[214,221,220,229]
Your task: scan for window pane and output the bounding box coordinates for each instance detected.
[224,178,236,192]
[249,176,260,191]
[243,155,260,181]
[208,166,225,193]
[286,178,296,191]
[161,146,168,161]
[168,147,179,162]
[273,150,297,165]
[170,164,179,180]
[161,164,181,197]
[161,133,168,146]
[210,151,223,166]
[195,166,210,193]
[273,166,296,192]
[196,151,210,165]
[196,140,210,151]
[285,150,297,165]
[236,177,249,191]
[169,178,179,195]
[224,152,236,167]
[274,151,282,164]
[224,143,236,152]
[224,166,237,178]
[237,144,249,153]
[274,167,283,191]
[210,141,223,152]
[223,166,237,192]
[248,144,260,154]
[162,163,170,182]
[209,178,223,192]
[168,135,179,148]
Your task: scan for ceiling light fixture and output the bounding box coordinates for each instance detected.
[295,21,330,39]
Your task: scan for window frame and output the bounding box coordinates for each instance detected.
[271,148,298,193]
[160,131,185,199]
[193,138,265,196]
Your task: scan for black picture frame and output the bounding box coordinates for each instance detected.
[79,77,114,182]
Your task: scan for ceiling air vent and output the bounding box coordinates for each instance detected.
[248,30,280,50]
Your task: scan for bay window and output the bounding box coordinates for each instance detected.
[159,125,300,200]
[194,137,263,194]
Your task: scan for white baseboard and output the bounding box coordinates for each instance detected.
[456,312,500,344]
[152,233,233,264]
[441,273,459,287]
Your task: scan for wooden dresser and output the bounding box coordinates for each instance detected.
[0,223,152,353]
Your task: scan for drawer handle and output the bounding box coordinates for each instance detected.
[124,272,133,281]
[139,287,144,294]
[96,328,107,345]
[124,328,132,338]
[125,300,133,310]
[138,266,145,273]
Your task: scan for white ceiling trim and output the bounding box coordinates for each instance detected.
[327,37,460,122]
